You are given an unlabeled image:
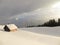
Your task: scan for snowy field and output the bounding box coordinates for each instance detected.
[21,27,60,37]
[0,27,60,45]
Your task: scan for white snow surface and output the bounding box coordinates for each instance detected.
[0,27,60,45]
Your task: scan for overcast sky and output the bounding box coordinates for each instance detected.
[0,0,60,27]
[0,0,58,19]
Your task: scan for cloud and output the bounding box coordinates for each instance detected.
[0,0,59,26]
[0,0,58,20]
[8,7,60,27]
[7,8,51,27]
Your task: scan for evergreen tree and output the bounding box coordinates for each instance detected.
[58,18,60,26]
[43,19,57,27]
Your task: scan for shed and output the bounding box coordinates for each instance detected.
[4,24,18,32]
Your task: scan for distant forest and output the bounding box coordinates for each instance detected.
[27,18,60,27]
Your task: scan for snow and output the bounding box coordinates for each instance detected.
[0,27,60,45]
[0,25,4,29]
[20,27,60,37]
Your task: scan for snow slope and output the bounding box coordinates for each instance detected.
[0,27,60,45]
[21,27,60,37]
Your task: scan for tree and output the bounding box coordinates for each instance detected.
[43,19,57,27]
[58,18,60,26]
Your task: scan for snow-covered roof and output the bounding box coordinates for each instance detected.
[6,24,18,30]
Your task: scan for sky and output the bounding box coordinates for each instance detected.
[0,0,60,27]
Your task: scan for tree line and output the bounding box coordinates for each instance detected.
[27,18,60,27]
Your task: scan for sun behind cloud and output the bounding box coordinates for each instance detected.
[52,2,60,9]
